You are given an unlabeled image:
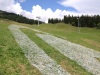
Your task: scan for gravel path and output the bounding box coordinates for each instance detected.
[8,25,70,75]
[36,34,100,75]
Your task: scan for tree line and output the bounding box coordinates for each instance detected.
[0,10,44,25]
[48,18,63,24]
[48,15,100,28]
[0,10,100,28]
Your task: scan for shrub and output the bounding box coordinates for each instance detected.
[97,23,100,29]
[71,22,75,26]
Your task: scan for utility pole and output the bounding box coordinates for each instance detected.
[36,16,41,26]
[77,17,80,33]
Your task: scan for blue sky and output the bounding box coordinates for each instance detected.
[0,0,100,23]
[20,0,77,12]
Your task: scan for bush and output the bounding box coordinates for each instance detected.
[71,22,75,26]
[97,23,100,29]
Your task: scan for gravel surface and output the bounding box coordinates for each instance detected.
[36,33,100,75]
[8,25,71,75]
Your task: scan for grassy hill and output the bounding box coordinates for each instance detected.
[0,19,100,75]
[32,23,100,51]
[0,19,42,75]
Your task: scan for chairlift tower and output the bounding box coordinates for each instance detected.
[36,16,41,26]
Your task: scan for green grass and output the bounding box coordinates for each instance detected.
[0,19,100,75]
[21,28,92,75]
[31,23,100,51]
[0,21,42,75]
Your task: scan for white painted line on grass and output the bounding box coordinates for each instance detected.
[36,33,100,75]
[8,25,71,75]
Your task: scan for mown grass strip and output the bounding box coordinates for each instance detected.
[22,28,93,75]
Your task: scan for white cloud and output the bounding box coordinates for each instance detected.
[0,0,100,23]
[59,0,100,15]
[31,5,80,23]
[0,0,23,14]
[0,0,80,23]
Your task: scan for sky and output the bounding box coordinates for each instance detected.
[0,0,100,23]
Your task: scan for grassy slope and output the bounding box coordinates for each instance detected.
[32,23,100,51]
[0,20,42,75]
[22,28,92,75]
[0,19,100,75]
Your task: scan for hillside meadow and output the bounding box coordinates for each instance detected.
[0,19,100,75]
